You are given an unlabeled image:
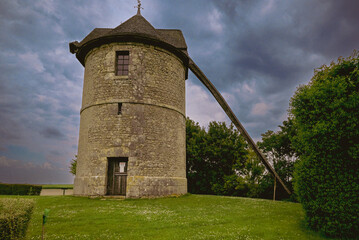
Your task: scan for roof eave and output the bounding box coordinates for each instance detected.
[72,34,189,79]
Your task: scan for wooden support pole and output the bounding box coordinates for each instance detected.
[273,176,277,201]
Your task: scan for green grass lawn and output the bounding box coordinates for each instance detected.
[41,184,73,189]
[2,194,330,240]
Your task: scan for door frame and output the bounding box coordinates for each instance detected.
[106,157,128,196]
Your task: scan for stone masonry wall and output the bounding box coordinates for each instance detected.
[74,42,187,197]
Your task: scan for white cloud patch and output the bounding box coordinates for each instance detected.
[186,79,229,127]
[0,156,18,167]
[34,0,56,14]
[42,162,53,169]
[19,52,45,73]
[45,47,72,65]
[0,156,53,170]
[251,102,272,116]
[0,155,73,184]
[207,8,223,34]
[260,0,275,15]
[242,83,255,94]
[41,72,56,83]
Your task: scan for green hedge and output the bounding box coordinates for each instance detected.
[0,198,34,240]
[0,183,42,195]
[290,52,359,238]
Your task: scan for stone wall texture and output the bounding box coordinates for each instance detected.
[74,42,187,197]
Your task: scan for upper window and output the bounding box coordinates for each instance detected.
[116,51,129,76]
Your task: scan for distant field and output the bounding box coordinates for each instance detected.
[41,184,73,189]
[0,194,332,240]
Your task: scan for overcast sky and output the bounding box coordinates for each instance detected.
[1,0,358,184]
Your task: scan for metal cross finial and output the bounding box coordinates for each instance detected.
[135,0,143,15]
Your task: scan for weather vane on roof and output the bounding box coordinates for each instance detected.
[135,0,143,15]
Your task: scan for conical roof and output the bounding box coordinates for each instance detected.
[69,13,188,72]
[109,14,160,39]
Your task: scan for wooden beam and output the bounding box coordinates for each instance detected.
[188,58,291,195]
[273,176,277,201]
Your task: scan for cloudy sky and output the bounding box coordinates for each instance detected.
[1,0,358,184]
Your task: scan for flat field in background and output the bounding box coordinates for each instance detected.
[1,194,331,240]
[41,184,73,189]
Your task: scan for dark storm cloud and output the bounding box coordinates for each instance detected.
[151,0,359,139]
[0,119,22,141]
[210,0,359,89]
[40,127,66,140]
[190,0,359,136]
[288,0,359,56]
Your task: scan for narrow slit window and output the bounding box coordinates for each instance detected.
[116,51,129,76]
[118,103,122,115]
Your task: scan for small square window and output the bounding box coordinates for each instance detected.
[116,51,129,76]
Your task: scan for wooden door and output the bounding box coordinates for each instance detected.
[107,157,128,196]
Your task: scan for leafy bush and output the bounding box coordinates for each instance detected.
[186,118,248,195]
[0,198,35,240]
[290,52,359,238]
[0,183,42,195]
[69,155,77,175]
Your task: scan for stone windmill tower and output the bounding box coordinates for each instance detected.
[70,3,291,198]
[69,6,188,198]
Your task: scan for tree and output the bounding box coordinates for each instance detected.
[257,119,297,200]
[237,148,265,198]
[205,121,248,195]
[186,118,248,195]
[186,118,209,193]
[69,155,77,175]
[290,52,359,238]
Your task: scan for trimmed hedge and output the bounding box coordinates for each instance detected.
[0,198,34,240]
[290,52,359,238]
[0,183,42,195]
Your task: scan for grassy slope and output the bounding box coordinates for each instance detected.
[3,195,329,240]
